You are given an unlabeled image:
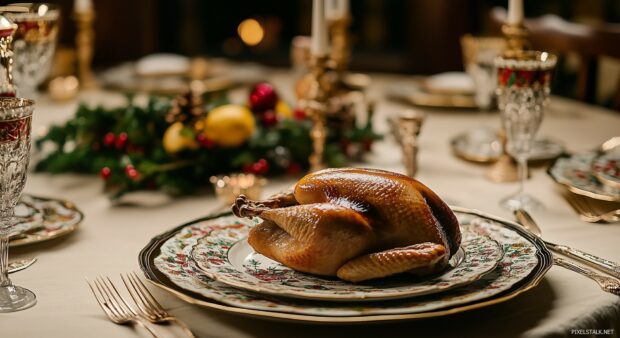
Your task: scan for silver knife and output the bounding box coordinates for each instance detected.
[8,257,37,274]
[514,209,620,279]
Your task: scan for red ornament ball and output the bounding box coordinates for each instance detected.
[115,132,128,150]
[261,110,278,127]
[249,83,278,111]
[100,167,112,180]
[103,132,115,147]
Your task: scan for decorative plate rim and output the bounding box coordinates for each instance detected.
[138,207,552,323]
[547,154,620,202]
[9,194,84,247]
[189,230,504,302]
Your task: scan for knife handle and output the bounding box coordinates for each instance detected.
[547,242,620,279]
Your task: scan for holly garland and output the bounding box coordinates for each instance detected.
[35,83,381,199]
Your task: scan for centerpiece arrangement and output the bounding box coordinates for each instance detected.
[35,83,380,198]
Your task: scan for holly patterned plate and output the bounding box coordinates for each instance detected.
[9,194,84,247]
[139,208,550,322]
[548,152,620,201]
[190,224,502,302]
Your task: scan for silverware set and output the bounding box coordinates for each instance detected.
[514,209,620,296]
[87,273,195,338]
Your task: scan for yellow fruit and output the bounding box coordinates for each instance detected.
[203,104,255,147]
[163,122,198,154]
[275,100,292,118]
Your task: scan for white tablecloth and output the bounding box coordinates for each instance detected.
[4,70,620,338]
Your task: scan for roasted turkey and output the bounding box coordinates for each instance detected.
[232,168,461,282]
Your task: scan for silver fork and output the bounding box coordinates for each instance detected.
[122,272,196,338]
[86,276,162,338]
[565,193,620,223]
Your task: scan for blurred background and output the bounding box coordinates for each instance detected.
[19,0,620,109]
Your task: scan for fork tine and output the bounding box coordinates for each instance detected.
[104,276,138,316]
[130,272,164,313]
[93,277,122,319]
[121,273,151,315]
[97,277,125,318]
[86,278,115,319]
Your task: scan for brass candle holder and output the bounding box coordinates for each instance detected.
[328,15,351,74]
[300,55,332,172]
[485,20,530,183]
[0,14,17,96]
[397,111,426,178]
[73,9,96,89]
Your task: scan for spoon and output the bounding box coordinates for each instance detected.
[8,257,37,274]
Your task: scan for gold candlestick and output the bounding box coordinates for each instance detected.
[328,15,351,74]
[485,19,530,183]
[73,9,97,89]
[300,55,332,172]
[397,111,425,178]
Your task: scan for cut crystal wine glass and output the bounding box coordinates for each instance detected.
[0,97,36,312]
[496,51,557,211]
[5,3,60,98]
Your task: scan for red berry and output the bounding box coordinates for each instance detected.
[242,163,253,174]
[261,110,278,127]
[115,132,128,150]
[293,108,307,120]
[286,162,301,176]
[196,134,216,148]
[252,159,269,175]
[100,167,112,180]
[125,164,140,180]
[103,132,115,147]
[362,138,373,152]
[249,83,278,111]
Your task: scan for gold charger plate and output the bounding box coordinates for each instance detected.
[10,194,83,247]
[139,207,551,323]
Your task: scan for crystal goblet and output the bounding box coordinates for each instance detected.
[496,51,557,211]
[5,3,60,98]
[0,97,35,312]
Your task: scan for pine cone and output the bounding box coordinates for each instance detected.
[165,90,205,124]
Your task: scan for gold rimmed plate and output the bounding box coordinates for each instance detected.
[139,207,551,323]
[190,227,502,302]
[9,194,83,247]
[548,153,620,202]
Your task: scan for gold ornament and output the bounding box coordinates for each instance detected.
[163,122,199,154]
[203,104,255,147]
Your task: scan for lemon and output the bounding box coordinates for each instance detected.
[275,100,292,118]
[163,122,199,154]
[203,104,256,147]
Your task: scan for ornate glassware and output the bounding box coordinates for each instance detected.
[495,51,557,211]
[5,3,59,98]
[0,97,35,312]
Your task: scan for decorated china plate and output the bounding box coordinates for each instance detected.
[9,194,84,247]
[190,225,503,302]
[548,152,620,201]
[591,150,620,189]
[451,129,564,163]
[139,208,550,322]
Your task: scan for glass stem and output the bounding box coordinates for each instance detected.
[517,156,528,196]
[0,232,10,287]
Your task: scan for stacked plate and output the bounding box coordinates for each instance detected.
[385,73,477,109]
[548,146,620,202]
[9,194,83,247]
[139,207,551,323]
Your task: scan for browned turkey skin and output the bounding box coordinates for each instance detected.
[233,168,461,282]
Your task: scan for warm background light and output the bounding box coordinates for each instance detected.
[237,18,264,46]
